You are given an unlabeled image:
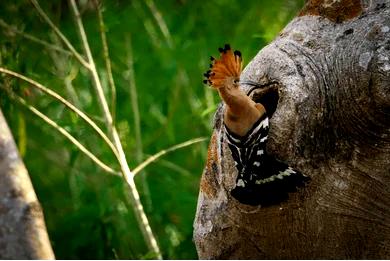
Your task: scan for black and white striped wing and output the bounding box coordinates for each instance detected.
[224,114,310,206]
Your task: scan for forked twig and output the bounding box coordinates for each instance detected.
[30,0,90,69]
[67,0,162,258]
[7,92,119,175]
[0,67,120,160]
[125,34,152,209]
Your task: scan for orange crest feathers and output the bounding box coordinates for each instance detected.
[203,44,242,89]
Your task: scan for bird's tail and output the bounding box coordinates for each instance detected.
[203,44,242,89]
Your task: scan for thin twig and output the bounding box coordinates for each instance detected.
[0,19,72,55]
[68,0,162,258]
[131,0,162,49]
[126,36,143,164]
[8,92,119,175]
[94,0,117,122]
[154,158,192,177]
[125,34,151,209]
[0,67,120,160]
[68,0,112,128]
[133,137,207,175]
[144,0,174,48]
[30,0,91,69]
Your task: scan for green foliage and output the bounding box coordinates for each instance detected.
[0,0,303,259]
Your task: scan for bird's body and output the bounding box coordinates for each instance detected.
[204,44,309,206]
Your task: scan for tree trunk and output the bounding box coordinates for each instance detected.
[193,0,390,259]
[0,109,54,259]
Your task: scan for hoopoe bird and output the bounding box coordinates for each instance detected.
[204,44,310,206]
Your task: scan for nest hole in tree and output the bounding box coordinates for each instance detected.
[247,82,280,118]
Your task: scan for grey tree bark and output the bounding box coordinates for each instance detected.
[194,0,390,259]
[0,109,54,259]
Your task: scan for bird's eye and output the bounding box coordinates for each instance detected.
[233,79,239,84]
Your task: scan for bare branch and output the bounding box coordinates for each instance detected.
[133,137,208,175]
[144,0,174,48]
[125,34,152,208]
[68,0,113,128]
[68,0,162,257]
[94,0,117,122]
[30,0,90,69]
[8,93,119,176]
[0,19,71,55]
[0,67,120,160]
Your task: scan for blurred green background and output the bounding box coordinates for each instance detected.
[0,0,303,259]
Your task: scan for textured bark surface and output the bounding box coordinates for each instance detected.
[0,109,54,259]
[194,0,390,259]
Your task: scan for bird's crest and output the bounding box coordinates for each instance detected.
[203,44,242,89]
